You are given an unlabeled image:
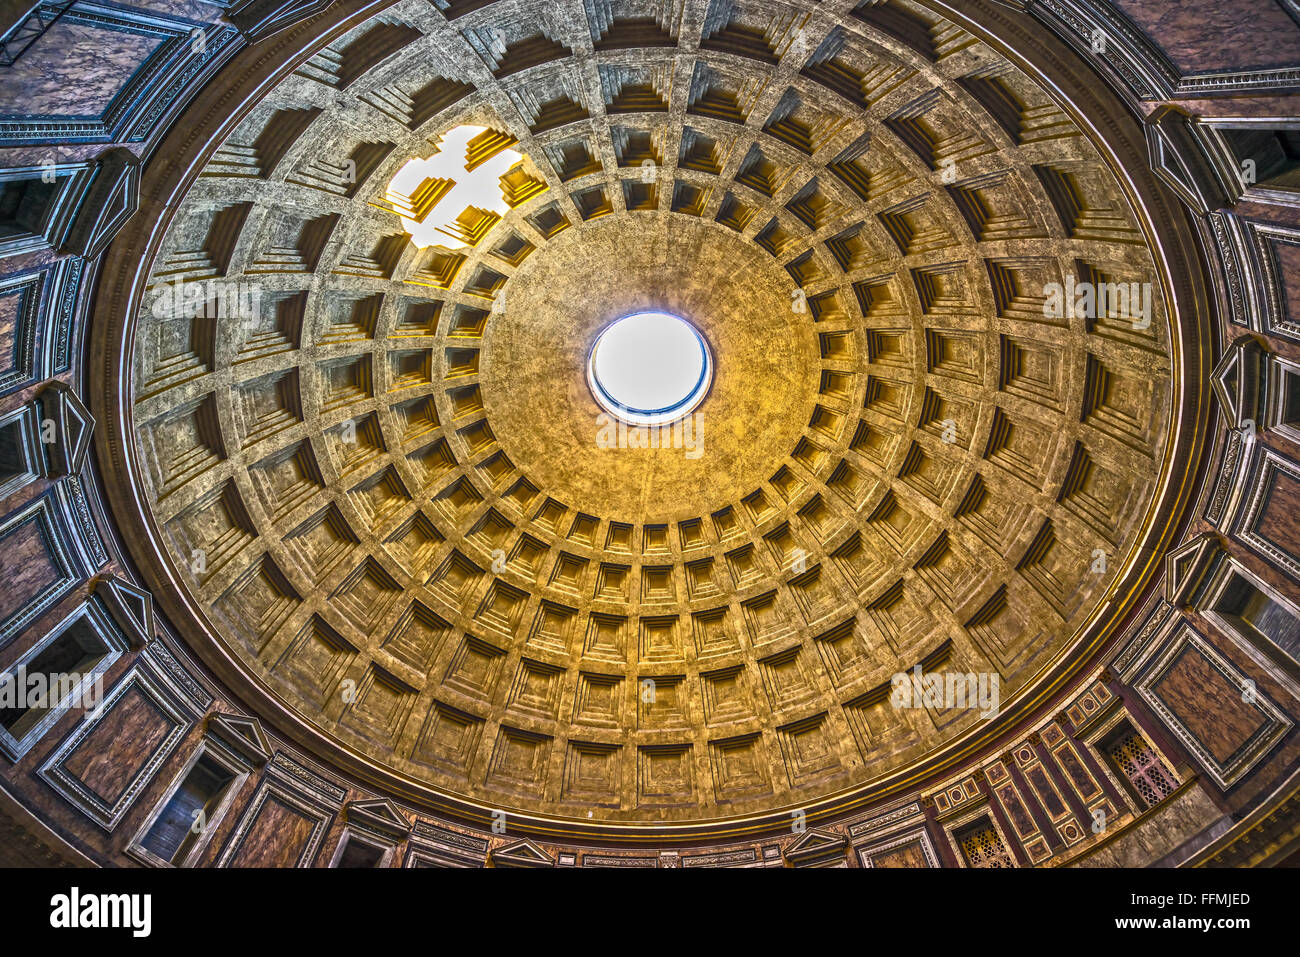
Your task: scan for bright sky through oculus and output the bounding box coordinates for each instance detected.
[588,312,712,427]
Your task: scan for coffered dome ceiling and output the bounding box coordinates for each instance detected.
[112,0,1197,828]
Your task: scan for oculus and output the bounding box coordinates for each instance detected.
[587,312,713,427]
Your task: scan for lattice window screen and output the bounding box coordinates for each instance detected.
[958,821,1014,868]
[1107,729,1177,809]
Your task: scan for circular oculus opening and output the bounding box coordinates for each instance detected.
[587,312,712,427]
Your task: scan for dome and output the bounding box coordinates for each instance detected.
[1,0,1298,872]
